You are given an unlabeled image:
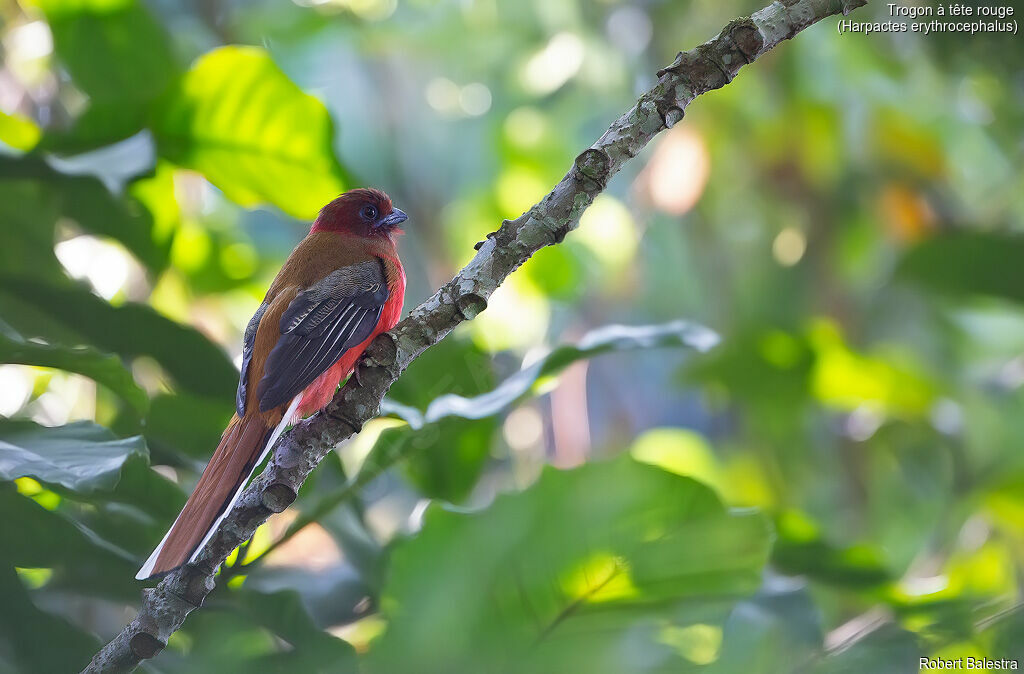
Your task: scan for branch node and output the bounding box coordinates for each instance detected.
[261,482,297,513]
[456,293,488,320]
[551,223,573,244]
[573,148,610,190]
[663,107,685,128]
[354,361,388,390]
[128,633,164,660]
[323,403,364,434]
[656,51,683,78]
[473,230,498,250]
[176,568,216,607]
[364,332,398,367]
[725,17,763,62]
[658,42,735,95]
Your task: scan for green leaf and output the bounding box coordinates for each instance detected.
[809,624,921,674]
[0,277,237,398]
[393,418,497,503]
[0,420,147,492]
[0,486,138,598]
[362,321,716,502]
[76,456,186,555]
[979,606,1024,663]
[236,589,358,671]
[711,584,824,674]
[0,155,170,274]
[683,327,814,413]
[368,456,770,673]
[0,181,68,294]
[771,511,892,589]
[386,336,497,502]
[0,418,184,560]
[133,392,233,462]
[412,320,719,422]
[286,320,719,533]
[27,0,178,105]
[41,100,151,154]
[0,562,99,674]
[897,232,1024,303]
[152,46,348,219]
[168,588,357,673]
[0,332,149,415]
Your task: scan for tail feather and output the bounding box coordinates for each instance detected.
[136,402,297,580]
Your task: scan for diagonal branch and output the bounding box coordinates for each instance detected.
[82,1,867,671]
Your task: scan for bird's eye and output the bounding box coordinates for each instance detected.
[360,205,378,221]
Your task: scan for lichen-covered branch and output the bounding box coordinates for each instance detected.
[82,1,867,671]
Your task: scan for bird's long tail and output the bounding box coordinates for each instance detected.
[136,398,299,580]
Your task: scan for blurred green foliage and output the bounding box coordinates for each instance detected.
[1,0,1023,671]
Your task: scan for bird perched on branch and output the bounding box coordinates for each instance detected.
[137,189,408,580]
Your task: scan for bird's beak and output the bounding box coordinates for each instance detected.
[380,208,408,228]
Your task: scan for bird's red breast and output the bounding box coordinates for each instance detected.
[291,234,406,417]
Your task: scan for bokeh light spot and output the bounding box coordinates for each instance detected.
[658,623,722,666]
[641,126,710,216]
[55,234,138,301]
[425,77,461,115]
[468,274,549,352]
[503,406,544,452]
[496,166,547,219]
[520,32,584,96]
[504,107,546,147]
[630,428,721,492]
[772,227,807,266]
[219,241,258,279]
[459,82,492,116]
[576,195,638,270]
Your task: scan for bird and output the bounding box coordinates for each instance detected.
[136,188,407,580]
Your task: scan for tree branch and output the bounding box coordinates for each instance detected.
[81,1,867,670]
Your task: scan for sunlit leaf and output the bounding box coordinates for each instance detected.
[152,46,348,219]
[368,456,770,673]
[0,111,41,152]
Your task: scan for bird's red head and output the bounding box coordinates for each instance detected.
[312,188,408,237]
